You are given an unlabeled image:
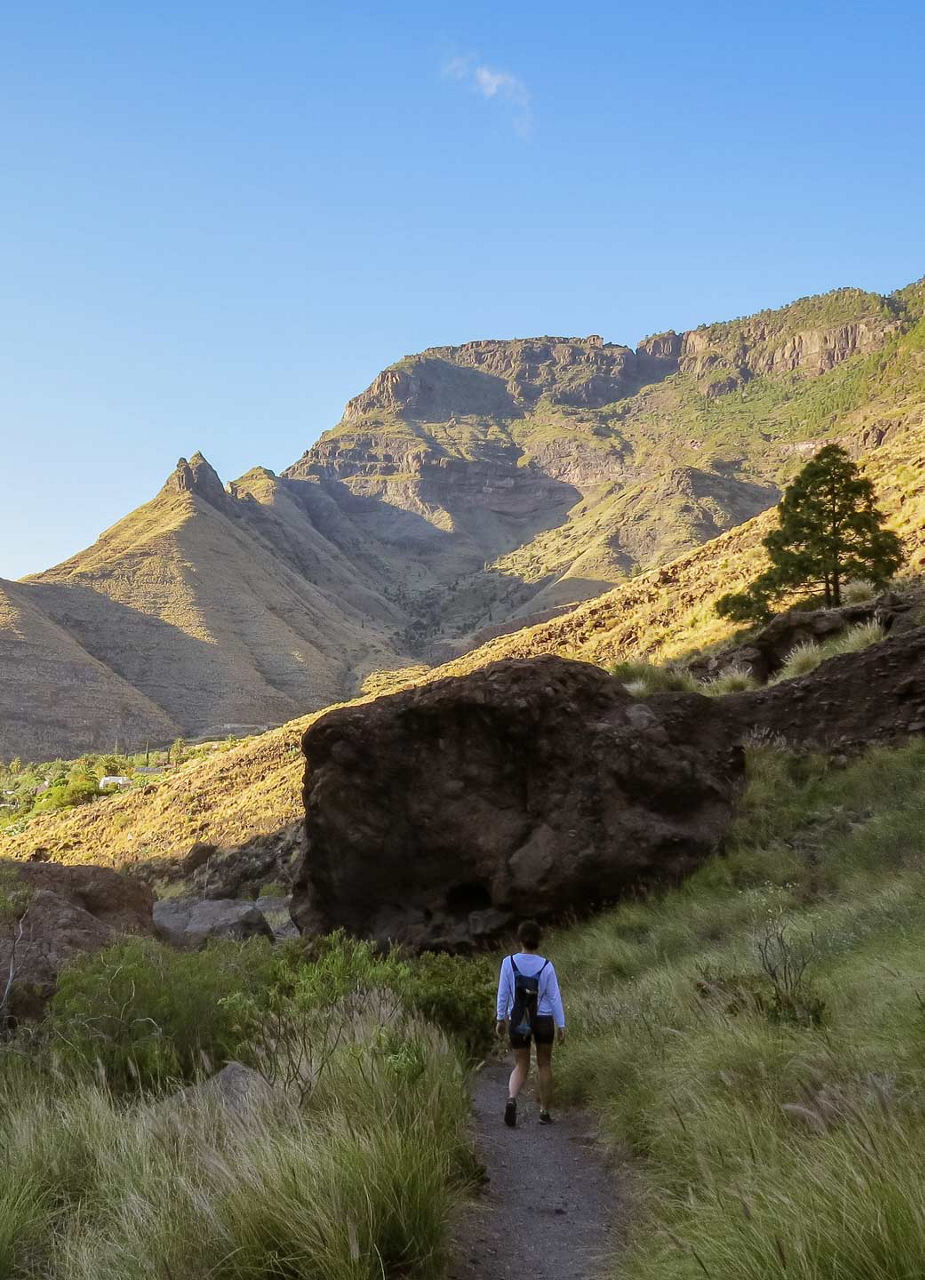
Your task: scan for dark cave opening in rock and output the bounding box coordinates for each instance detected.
[445,882,492,916]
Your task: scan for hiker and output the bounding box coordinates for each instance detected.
[495,919,565,1127]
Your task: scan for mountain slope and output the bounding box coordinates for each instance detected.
[285,285,916,641]
[1,277,922,757]
[0,579,180,760]
[6,455,413,755]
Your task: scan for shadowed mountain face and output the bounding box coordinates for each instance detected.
[2,279,923,757]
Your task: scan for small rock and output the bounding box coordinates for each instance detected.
[153,897,273,949]
[171,1062,278,1115]
[182,841,217,873]
[254,895,300,941]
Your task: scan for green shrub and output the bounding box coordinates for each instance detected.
[772,621,885,684]
[48,937,278,1090]
[32,777,100,815]
[404,952,497,1056]
[824,618,884,656]
[222,932,412,1102]
[842,577,878,603]
[773,639,823,682]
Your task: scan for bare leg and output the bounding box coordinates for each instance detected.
[508,1046,531,1099]
[536,1042,553,1112]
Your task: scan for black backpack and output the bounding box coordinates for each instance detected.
[509,955,549,1038]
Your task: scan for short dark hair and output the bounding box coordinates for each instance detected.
[517,919,542,949]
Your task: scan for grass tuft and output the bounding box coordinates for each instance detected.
[772,621,886,684]
[701,666,759,695]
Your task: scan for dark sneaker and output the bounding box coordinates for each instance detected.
[539,1110,554,1125]
[504,1098,517,1128]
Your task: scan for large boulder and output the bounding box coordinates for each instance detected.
[0,860,154,1018]
[153,896,274,949]
[291,657,744,951]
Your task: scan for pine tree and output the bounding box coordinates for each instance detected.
[717,445,902,620]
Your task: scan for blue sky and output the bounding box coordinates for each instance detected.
[1,0,923,578]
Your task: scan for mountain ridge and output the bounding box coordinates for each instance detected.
[3,275,922,757]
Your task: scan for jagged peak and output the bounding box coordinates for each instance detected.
[162,453,228,508]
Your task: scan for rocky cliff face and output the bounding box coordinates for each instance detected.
[341,336,641,420]
[678,316,900,394]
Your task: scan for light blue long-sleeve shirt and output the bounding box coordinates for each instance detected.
[496,953,566,1028]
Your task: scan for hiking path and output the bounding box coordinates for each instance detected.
[447,1058,621,1279]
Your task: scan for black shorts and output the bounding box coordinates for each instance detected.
[510,1015,556,1050]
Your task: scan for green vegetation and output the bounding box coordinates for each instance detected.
[609,617,885,699]
[608,658,760,698]
[0,931,482,1278]
[48,937,280,1090]
[546,737,925,1279]
[717,445,903,620]
[0,739,245,832]
[696,287,898,351]
[699,665,759,695]
[47,931,494,1096]
[842,577,878,603]
[608,660,699,695]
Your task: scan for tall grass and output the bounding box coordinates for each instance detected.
[544,738,925,1279]
[0,1019,471,1280]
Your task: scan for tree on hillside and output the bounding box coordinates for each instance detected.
[716,445,902,621]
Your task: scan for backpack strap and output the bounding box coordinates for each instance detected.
[509,955,520,975]
[537,958,549,975]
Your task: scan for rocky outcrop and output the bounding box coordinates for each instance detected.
[676,309,901,395]
[170,1062,280,1115]
[253,896,300,941]
[0,861,154,1018]
[342,337,641,420]
[292,656,744,950]
[162,452,230,509]
[152,897,274,949]
[137,824,304,902]
[690,593,913,684]
[729,624,925,748]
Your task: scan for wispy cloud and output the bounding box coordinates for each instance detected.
[444,55,533,138]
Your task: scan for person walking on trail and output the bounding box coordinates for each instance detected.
[495,919,565,1128]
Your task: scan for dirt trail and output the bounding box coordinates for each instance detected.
[447,1059,619,1279]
